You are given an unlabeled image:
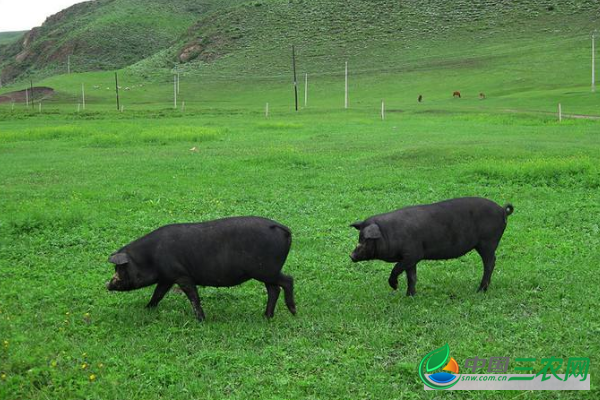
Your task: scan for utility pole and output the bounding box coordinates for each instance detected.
[81,83,85,110]
[68,55,71,74]
[344,61,348,109]
[30,80,34,103]
[115,72,120,111]
[292,46,298,111]
[592,30,597,92]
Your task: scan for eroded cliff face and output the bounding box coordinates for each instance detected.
[0,0,101,83]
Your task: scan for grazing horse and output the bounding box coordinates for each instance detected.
[479,92,486,100]
[418,94,423,103]
[453,91,461,98]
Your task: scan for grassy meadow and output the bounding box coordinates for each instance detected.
[0,108,599,399]
[1,1,600,398]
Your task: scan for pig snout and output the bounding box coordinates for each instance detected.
[106,272,121,291]
[350,244,363,262]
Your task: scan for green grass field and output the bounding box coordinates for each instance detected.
[0,108,598,399]
[1,0,600,398]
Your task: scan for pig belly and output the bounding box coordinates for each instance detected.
[420,231,479,260]
[193,269,251,287]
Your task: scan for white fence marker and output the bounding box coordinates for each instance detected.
[558,103,562,122]
[344,61,348,109]
[304,73,308,107]
[381,100,385,120]
[592,30,596,92]
[174,75,177,109]
[265,102,269,118]
[82,83,86,110]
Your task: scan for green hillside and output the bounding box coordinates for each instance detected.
[0,0,599,117]
[0,0,244,83]
[171,0,599,76]
[0,31,26,46]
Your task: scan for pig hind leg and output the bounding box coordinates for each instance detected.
[178,282,206,321]
[146,281,174,308]
[405,264,418,297]
[475,242,498,292]
[277,273,296,315]
[253,270,296,316]
[264,283,281,318]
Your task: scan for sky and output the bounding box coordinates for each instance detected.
[0,0,87,32]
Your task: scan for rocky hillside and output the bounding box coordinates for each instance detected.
[0,0,243,83]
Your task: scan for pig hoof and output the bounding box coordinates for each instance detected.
[264,312,275,319]
[406,291,416,297]
[288,307,297,316]
[388,279,398,290]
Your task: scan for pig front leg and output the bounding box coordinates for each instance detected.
[388,261,418,296]
[146,281,174,308]
[178,281,206,322]
[388,263,406,290]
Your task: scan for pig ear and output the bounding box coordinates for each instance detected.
[350,221,363,230]
[109,253,129,265]
[363,224,382,239]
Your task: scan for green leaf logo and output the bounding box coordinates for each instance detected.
[418,344,459,390]
[426,344,450,372]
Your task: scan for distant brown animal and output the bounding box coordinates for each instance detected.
[453,91,461,98]
[479,92,486,100]
[418,95,423,103]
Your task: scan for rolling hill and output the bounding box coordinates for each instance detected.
[0,0,244,83]
[165,0,599,76]
[0,31,26,46]
[0,0,598,116]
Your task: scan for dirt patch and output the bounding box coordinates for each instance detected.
[0,87,54,103]
[178,34,232,64]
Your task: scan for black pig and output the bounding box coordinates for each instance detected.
[107,216,296,321]
[350,197,513,295]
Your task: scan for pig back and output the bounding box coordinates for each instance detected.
[138,217,292,287]
[376,197,507,261]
